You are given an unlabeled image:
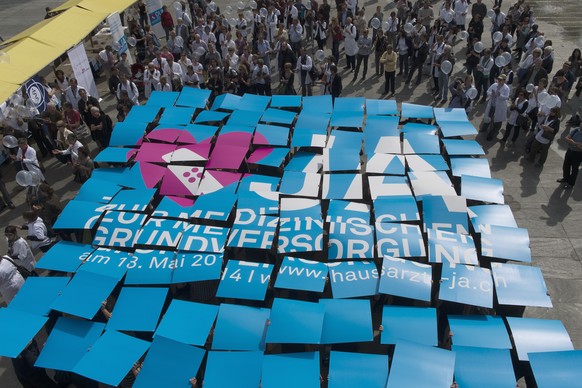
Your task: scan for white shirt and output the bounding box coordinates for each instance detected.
[0,257,25,305]
[8,238,36,272]
[25,217,52,251]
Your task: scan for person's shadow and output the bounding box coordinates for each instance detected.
[540,186,573,226]
[519,158,542,198]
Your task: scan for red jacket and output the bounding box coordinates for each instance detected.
[161,11,174,28]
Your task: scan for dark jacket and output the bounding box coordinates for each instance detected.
[331,73,343,97]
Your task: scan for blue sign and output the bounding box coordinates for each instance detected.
[277,217,323,254]
[373,196,420,223]
[177,223,229,252]
[378,256,432,302]
[275,257,328,292]
[381,306,437,346]
[328,261,379,298]
[217,260,273,301]
[506,317,574,361]
[428,229,478,265]
[453,346,515,388]
[328,221,375,260]
[480,225,531,262]
[439,263,493,308]
[212,304,270,351]
[448,315,512,349]
[422,195,469,234]
[266,299,324,344]
[492,263,552,307]
[93,211,147,248]
[375,223,426,258]
[320,299,373,344]
[227,215,278,250]
[328,351,389,388]
[171,252,223,284]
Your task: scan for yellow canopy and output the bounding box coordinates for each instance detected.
[77,0,137,15]
[0,38,63,84]
[21,7,109,52]
[0,80,19,106]
[49,0,84,14]
[0,18,54,47]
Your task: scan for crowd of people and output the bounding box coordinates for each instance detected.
[0,0,581,385]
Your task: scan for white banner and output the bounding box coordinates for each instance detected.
[67,43,99,99]
[107,12,133,64]
[146,0,165,40]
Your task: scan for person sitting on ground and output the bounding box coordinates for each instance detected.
[5,226,36,273]
[20,210,53,253]
[73,147,94,183]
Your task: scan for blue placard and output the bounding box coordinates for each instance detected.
[35,241,91,272]
[328,221,375,260]
[401,122,438,134]
[153,196,196,220]
[269,94,302,108]
[284,151,322,172]
[0,308,48,358]
[326,200,370,224]
[290,127,328,148]
[237,190,279,218]
[193,109,230,123]
[442,139,485,156]
[255,123,291,146]
[277,217,324,254]
[324,147,361,172]
[438,121,479,137]
[403,132,441,154]
[381,306,437,346]
[320,299,373,344]
[93,210,147,248]
[365,154,406,175]
[401,102,434,119]
[491,263,552,307]
[428,229,478,265]
[280,171,321,197]
[334,97,366,112]
[109,188,157,210]
[8,276,70,316]
[480,225,531,262]
[266,298,324,344]
[53,200,110,230]
[375,223,426,258]
[373,196,420,223]
[154,300,219,346]
[212,304,270,351]
[177,224,229,252]
[134,336,205,388]
[212,93,241,110]
[191,189,237,221]
[450,157,492,178]
[378,256,432,302]
[386,340,455,388]
[423,195,469,234]
[106,287,168,332]
[227,109,263,127]
[73,330,151,387]
[439,263,494,308]
[75,178,121,203]
[147,91,179,107]
[408,171,457,199]
[328,261,379,298]
[453,346,516,388]
[506,317,574,361]
[303,95,333,113]
[135,218,184,249]
[468,204,517,231]
[461,174,505,204]
[262,352,320,388]
[365,98,398,115]
[329,130,363,149]
[280,197,322,219]
[175,86,211,108]
[227,216,278,250]
[275,257,328,292]
[51,269,120,319]
[369,176,413,199]
[529,350,582,388]
[237,93,271,112]
[109,120,149,147]
[217,260,273,301]
[171,252,223,284]
[248,147,289,168]
[204,350,264,388]
[405,154,449,172]
[261,108,297,125]
[448,315,511,349]
[159,106,195,125]
[35,317,105,372]
[94,147,137,163]
[328,351,389,388]
[295,111,331,132]
[322,173,363,200]
[434,107,468,122]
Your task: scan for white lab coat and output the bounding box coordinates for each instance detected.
[485,82,511,123]
[0,257,25,305]
[343,24,358,56]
